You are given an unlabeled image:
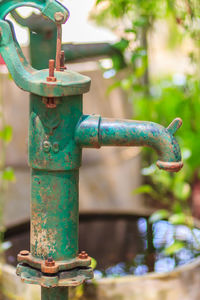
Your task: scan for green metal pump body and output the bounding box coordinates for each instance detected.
[0,0,183,299]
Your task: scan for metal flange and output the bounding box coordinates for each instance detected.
[18,251,91,274]
[17,263,93,288]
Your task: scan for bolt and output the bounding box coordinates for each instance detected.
[47,59,56,82]
[20,250,29,256]
[60,50,67,71]
[45,257,55,267]
[43,141,51,153]
[46,98,57,109]
[56,24,62,71]
[54,12,65,23]
[78,251,88,259]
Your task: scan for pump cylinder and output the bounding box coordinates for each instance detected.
[31,169,79,260]
[29,93,83,261]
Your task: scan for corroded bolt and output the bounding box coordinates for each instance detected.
[60,50,67,71]
[46,98,57,109]
[54,12,65,23]
[78,251,88,259]
[45,257,55,267]
[47,59,57,82]
[20,250,29,256]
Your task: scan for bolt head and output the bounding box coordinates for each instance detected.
[20,250,29,256]
[54,12,65,23]
[78,251,88,259]
[45,258,55,267]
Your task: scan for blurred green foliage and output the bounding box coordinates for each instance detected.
[0,75,15,253]
[94,0,200,255]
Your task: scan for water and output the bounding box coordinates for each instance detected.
[4,215,200,278]
[94,218,200,279]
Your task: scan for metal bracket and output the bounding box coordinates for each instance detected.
[17,263,93,288]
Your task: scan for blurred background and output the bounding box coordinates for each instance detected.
[0,0,200,299]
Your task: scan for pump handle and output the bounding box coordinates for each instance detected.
[0,0,69,24]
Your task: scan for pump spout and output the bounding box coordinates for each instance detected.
[75,115,183,172]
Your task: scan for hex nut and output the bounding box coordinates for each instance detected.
[54,12,65,22]
[45,259,55,267]
[20,250,29,256]
[78,251,88,259]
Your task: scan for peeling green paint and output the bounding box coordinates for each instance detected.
[0,1,183,299]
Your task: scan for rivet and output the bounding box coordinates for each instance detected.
[53,142,59,153]
[43,141,51,153]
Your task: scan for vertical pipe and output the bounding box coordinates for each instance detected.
[31,170,79,261]
[41,287,68,300]
[29,94,83,261]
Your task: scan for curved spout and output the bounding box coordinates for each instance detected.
[75,115,183,172]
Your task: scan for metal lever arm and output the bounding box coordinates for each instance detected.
[0,1,72,96]
[0,0,69,23]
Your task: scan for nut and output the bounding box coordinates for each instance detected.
[54,12,65,23]
[20,250,29,256]
[78,251,88,259]
[45,257,55,267]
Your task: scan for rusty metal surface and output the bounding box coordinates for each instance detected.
[47,59,57,82]
[0,0,69,22]
[56,24,62,71]
[41,287,69,300]
[18,252,91,274]
[0,21,91,96]
[16,263,93,288]
[0,0,184,298]
[75,115,183,172]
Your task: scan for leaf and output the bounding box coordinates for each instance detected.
[169,213,186,225]
[169,213,193,227]
[96,0,105,4]
[106,80,121,95]
[132,184,154,196]
[131,48,147,64]
[164,241,185,255]
[149,209,170,223]
[90,257,97,269]
[113,38,129,52]
[173,182,191,201]
[0,125,13,143]
[2,167,15,182]
[121,78,132,90]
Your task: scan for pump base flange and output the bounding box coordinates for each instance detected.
[16,263,93,288]
[17,252,91,274]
